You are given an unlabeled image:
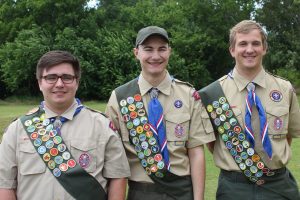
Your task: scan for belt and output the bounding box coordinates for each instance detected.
[128,181,161,192]
[220,167,286,184]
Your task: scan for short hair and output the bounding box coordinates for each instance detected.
[36,50,81,80]
[229,20,268,50]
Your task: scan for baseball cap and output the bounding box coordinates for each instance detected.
[135,26,169,47]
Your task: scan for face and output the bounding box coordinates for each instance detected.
[134,35,171,78]
[38,63,79,113]
[229,29,266,73]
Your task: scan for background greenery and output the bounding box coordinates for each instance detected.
[0,100,299,199]
[0,0,300,100]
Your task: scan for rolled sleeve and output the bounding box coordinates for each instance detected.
[288,84,300,138]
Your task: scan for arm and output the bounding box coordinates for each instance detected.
[0,189,16,200]
[188,145,205,200]
[107,178,127,200]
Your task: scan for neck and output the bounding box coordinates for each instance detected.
[142,71,167,87]
[235,66,262,81]
[44,101,74,116]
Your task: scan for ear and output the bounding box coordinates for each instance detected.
[229,46,235,57]
[38,79,42,91]
[133,47,139,59]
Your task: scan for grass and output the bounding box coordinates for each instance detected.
[0,100,299,199]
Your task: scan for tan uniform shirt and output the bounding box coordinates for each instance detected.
[106,72,215,183]
[0,100,130,200]
[211,68,300,171]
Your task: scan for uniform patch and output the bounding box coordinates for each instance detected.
[273,117,283,131]
[174,124,184,137]
[174,100,183,108]
[192,90,201,101]
[78,153,91,168]
[269,90,282,102]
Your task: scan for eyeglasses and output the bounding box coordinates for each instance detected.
[41,74,77,84]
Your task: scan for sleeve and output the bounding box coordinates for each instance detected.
[102,120,131,178]
[105,91,121,132]
[187,89,216,148]
[0,120,19,189]
[288,83,300,138]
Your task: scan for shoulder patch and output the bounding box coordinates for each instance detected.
[173,79,193,87]
[26,107,39,115]
[192,89,201,101]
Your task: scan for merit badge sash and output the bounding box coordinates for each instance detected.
[115,78,193,200]
[199,80,274,185]
[20,107,107,200]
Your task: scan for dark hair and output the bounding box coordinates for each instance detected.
[36,50,81,80]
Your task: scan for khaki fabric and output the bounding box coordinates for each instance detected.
[0,100,130,200]
[106,71,215,183]
[211,68,300,171]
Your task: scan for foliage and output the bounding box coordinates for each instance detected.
[0,0,299,100]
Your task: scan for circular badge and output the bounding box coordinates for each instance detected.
[42,118,50,126]
[242,140,250,148]
[147,157,155,165]
[134,94,142,102]
[35,123,43,129]
[255,171,263,178]
[126,122,134,129]
[148,137,156,145]
[135,145,142,152]
[230,148,237,156]
[212,101,219,108]
[24,120,32,126]
[127,97,135,104]
[139,134,146,142]
[140,116,148,124]
[235,155,242,164]
[222,134,229,142]
[132,137,139,145]
[38,146,46,154]
[43,153,51,162]
[123,114,130,122]
[238,133,246,141]
[225,141,233,149]
[128,104,136,112]
[231,137,239,145]
[269,90,282,102]
[30,132,38,140]
[130,111,138,119]
[218,126,225,134]
[53,168,61,177]
[27,125,36,133]
[146,131,153,138]
[143,124,150,131]
[219,114,226,122]
[252,154,260,162]
[239,163,246,170]
[62,152,71,160]
[234,126,241,133]
[174,100,183,108]
[49,130,57,137]
[214,118,221,126]
[210,111,217,119]
[227,130,234,138]
[244,169,251,177]
[141,159,148,167]
[54,156,64,165]
[136,102,144,109]
[38,129,46,136]
[138,152,145,159]
[42,134,50,142]
[245,158,253,166]
[223,122,231,130]
[48,160,56,169]
[236,144,244,152]
[133,118,140,126]
[241,152,248,160]
[222,103,229,111]
[257,161,264,169]
[225,110,233,118]
[57,144,67,152]
[150,164,158,172]
[59,163,68,172]
[216,108,223,115]
[136,126,144,133]
[121,107,129,114]
[144,149,151,156]
[151,145,159,153]
[53,136,62,144]
[247,148,255,156]
[229,118,237,126]
[207,105,213,112]
[34,138,42,147]
[157,161,165,169]
[67,159,76,168]
[250,166,258,173]
[45,140,54,149]
[120,99,127,107]
[154,154,162,162]
[141,141,149,149]
[219,97,226,104]
[32,117,40,123]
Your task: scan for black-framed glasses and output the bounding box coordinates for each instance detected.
[41,74,77,84]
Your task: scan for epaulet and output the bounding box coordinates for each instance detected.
[85,106,108,118]
[173,78,193,87]
[25,107,39,116]
[218,75,228,82]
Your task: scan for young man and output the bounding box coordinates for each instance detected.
[105,26,215,200]
[200,20,300,200]
[0,50,130,200]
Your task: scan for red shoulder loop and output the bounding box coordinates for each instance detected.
[192,90,201,101]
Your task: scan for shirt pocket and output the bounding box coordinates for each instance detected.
[70,140,97,173]
[165,112,190,144]
[200,109,214,134]
[19,141,46,175]
[266,106,289,137]
[232,107,244,128]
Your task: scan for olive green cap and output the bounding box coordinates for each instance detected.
[135,26,169,47]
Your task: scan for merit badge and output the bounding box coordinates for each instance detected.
[45,140,54,149]
[141,141,149,149]
[148,137,156,145]
[236,144,244,152]
[123,114,130,122]
[234,155,242,164]
[33,138,42,147]
[174,100,183,108]
[53,168,61,177]
[136,102,144,109]
[67,159,76,168]
[252,154,260,162]
[210,111,217,119]
[30,132,38,140]
[54,156,64,165]
[32,117,40,123]
[247,148,255,156]
[140,116,148,124]
[147,157,155,165]
[128,104,136,111]
[231,137,239,145]
[250,166,258,173]
[57,144,67,152]
[46,124,54,131]
[242,140,250,148]
[141,159,148,167]
[43,153,51,162]
[146,167,151,175]
[139,134,146,142]
[62,152,71,160]
[27,125,36,133]
[154,154,162,162]
[24,120,32,127]
[212,101,219,108]
[157,161,165,169]
[230,148,237,156]
[135,145,142,152]
[146,131,153,138]
[151,145,159,153]
[225,110,233,118]
[138,109,146,117]
[214,118,221,126]
[273,117,283,131]
[41,134,50,142]
[38,146,46,154]
[228,130,235,138]
[130,129,137,137]
[138,152,144,159]
[53,136,62,145]
[257,161,264,169]
[120,99,127,107]
[121,107,129,114]
[42,118,50,126]
[222,103,229,111]
[239,163,246,170]
[245,158,253,166]
[222,134,229,142]
[133,118,141,126]
[223,122,230,130]
[244,170,251,177]
[144,149,151,156]
[134,94,142,102]
[270,90,282,102]
[127,97,135,104]
[38,129,46,136]
[79,153,91,168]
[136,125,144,133]
[216,108,223,115]
[219,97,226,104]
[48,160,56,169]
[174,124,184,138]
[241,152,248,160]
[219,114,226,121]
[207,105,213,112]
[150,164,158,172]
[225,141,233,149]
[218,127,225,134]
[49,130,57,137]
[59,163,68,172]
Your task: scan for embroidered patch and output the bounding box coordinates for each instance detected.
[174,100,183,108]
[174,124,184,137]
[192,90,201,101]
[269,90,282,102]
[78,153,91,168]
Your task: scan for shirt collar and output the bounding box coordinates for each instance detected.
[232,67,266,91]
[44,99,78,120]
[138,70,173,96]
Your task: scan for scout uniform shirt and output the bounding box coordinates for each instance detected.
[211,68,300,171]
[106,71,215,183]
[0,99,130,200]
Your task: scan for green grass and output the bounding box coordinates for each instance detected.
[0,100,299,199]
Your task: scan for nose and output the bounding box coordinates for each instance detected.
[151,50,161,59]
[245,44,254,53]
[55,77,64,87]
